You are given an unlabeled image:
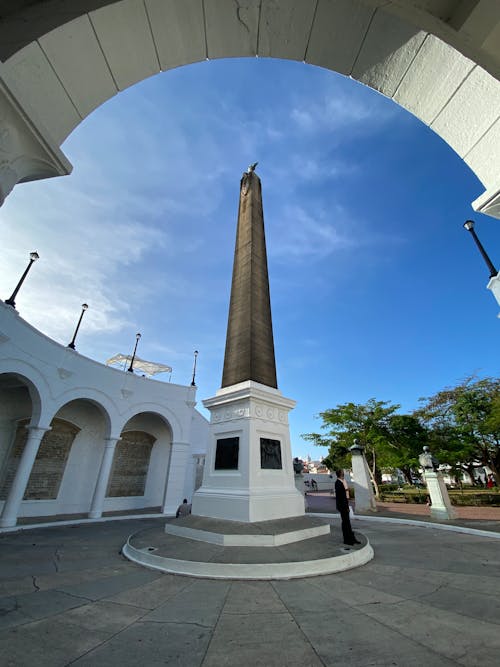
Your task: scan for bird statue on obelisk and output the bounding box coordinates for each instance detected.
[192,165,304,522]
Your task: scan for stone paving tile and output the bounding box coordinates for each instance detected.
[202,610,323,667]
[0,563,137,598]
[55,569,161,601]
[55,599,145,633]
[416,584,500,626]
[71,619,212,667]
[222,580,287,614]
[336,565,448,599]
[292,603,458,667]
[272,577,348,614]
[359,597,500,665]
[106,572,194,609]
[308,572,404,606]
[143,578,230,627]
[0,616,110,667]
[0,589,87,630]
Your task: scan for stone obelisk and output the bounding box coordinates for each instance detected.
[191,165,305,522]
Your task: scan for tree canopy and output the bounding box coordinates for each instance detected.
[417,376,500,482]
[302,375,499,494]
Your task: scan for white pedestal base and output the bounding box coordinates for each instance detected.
[425,471,457,521]
[193,488,305,523]
[192,381,304,523]
[350,448,377,512]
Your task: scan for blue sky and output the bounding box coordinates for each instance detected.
[1,57,499,459]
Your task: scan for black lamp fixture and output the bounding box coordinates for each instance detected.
[191,350,199,386]
[4,251,39,308]
[127,333,141,372]
[67,303,89,350]
[463,220,498,279]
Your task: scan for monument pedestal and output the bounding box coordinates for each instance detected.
[350,444,377,512]
[424,471,457,520]
[191,380,304,522]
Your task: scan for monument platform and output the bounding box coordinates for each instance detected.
[123,515,373,580]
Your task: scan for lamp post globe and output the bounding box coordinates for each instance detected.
[4,251,40,309]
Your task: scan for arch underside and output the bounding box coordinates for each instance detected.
[0,0,499,217]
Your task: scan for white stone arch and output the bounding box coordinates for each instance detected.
[51,388,117,438]
[0,361,50,426]
[117,402,183,444]
[0,1,499,216]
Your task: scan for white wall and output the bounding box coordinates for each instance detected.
[0,301,208,522]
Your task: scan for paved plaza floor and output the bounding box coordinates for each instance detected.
[1,515,500,666]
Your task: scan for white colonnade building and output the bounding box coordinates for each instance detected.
[0,300,208,528]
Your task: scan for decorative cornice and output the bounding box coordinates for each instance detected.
[211,401,289,425]
[204,380,296,412]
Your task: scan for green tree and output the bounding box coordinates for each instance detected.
[417,376,500,483]
[302,399,399,498]
[384,414,430,484]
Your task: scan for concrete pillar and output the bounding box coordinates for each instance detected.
[349,443,377,512]
[0,425,50,527]
[424,470,457,521]
[88,436,120,519]
[162,442,190,515]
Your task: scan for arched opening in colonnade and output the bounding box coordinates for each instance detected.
[0,391,113,519]
[0,373,42,505]
[106,411,173,514]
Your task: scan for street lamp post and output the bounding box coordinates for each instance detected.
[4,251,39,308]
[127,333,141,372]
[67,303,89,350]
[463,220,498,278]
[191,350,199,386]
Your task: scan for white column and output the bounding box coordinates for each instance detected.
[162,442,190,515]
[88,437,120,519]
[350,444,377,512]
[0,425,50,527]
[424,470,457,520]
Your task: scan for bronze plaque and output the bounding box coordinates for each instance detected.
[260,438,282,469]
[215,437,239,470]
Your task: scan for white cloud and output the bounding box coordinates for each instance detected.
[290,85,395,135]
[269,203,353,261]
[0,177,168,344]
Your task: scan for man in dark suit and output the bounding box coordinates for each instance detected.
[335,469,360,546]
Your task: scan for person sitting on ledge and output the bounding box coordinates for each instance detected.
[176,498,192,518]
